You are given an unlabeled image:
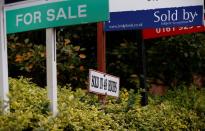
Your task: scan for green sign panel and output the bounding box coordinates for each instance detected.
[5,0,109,34]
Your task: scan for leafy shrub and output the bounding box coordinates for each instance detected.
[0,78,204,130]
[146,33,205,87]
[8,28,205,90]
[107,32,205,88]
[107,40,139,90]
[7,27,90,87]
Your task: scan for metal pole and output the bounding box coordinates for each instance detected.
[0,0,9,112]
[46,28,58,116]
[97,22,106,104]
[138,30,148,106]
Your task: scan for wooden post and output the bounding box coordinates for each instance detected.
[46,28,58,116]
[97,22,106,104]
[0,0,9,112]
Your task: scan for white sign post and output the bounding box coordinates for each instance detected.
[46,28,58,116]
[0,0,9,112]
[89,69,120,97]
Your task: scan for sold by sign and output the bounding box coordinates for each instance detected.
[5,0,109,34]
[89,69,120,97]
[105,0,203,31]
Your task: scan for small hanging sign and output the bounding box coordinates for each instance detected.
[89,69,120,97]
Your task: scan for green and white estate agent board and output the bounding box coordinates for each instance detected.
[0,0,109,115]
[5,0,109,34]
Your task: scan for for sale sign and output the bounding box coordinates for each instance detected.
[89,69,120,97]
[105,0,203,31]
[5,0,109,34]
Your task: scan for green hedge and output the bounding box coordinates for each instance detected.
[0,78,204,130]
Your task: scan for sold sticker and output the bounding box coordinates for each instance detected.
[89,69,120,97]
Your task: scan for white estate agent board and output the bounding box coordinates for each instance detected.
[89,69,120,97]
[105,0,204,31]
